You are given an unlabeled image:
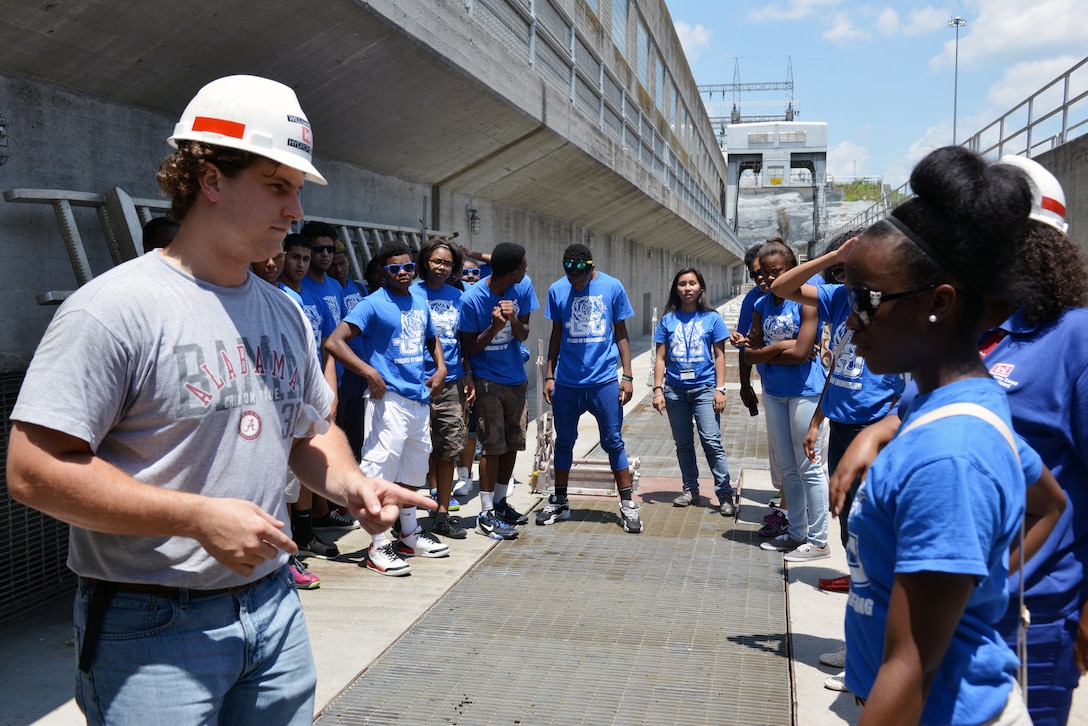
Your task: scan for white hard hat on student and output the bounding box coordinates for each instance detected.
[996,155,1067,235]
[170,75,327,185]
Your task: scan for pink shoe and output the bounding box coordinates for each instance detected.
[289,556,320,590]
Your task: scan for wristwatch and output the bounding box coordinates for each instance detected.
[716,385,728,394]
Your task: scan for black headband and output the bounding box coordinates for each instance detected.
[885,214,985,296]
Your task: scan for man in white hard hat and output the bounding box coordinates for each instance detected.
[5,74,431,724]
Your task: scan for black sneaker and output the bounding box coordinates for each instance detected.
[535,495,570,525]
[476,511,519,540]
[431,512,468,539]
[296,535,340,560]
[494,498,528,526]
[313,509,359,530]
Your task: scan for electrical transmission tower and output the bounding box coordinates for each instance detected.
[699,58,798,148]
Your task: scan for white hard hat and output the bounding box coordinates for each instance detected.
[169,75,327,185]
[996,155,1067,234]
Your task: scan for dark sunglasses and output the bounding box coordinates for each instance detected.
[563,259,593,272]
[846,283,938,327]
[383,262,417,275]
[827,265,846,283]
[312,245,336,254]
[749,270,764,281]
[461,268,481,278]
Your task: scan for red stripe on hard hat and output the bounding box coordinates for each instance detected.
[191,116,246,139]
[1041,195,1066,219]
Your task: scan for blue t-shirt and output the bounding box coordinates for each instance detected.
[342,279,365,315]
[734,286,764,348]
[343,287,435,402]
[817,284,905,424]
[458,274,539,385]
[845,378,1024,725]
[653,309,729,389]
[301,275,347,329]
[752,295,825,397]
[984,307,1088,624]
[545,271,634,388]
[281,282,333,359]
[412,280,465,383]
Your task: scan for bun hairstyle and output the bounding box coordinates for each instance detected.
[888,146,1031,302]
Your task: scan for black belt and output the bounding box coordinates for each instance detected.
[77,570,278,673]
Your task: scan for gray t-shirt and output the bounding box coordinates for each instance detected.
[12,252,334,588]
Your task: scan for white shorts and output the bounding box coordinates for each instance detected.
[360,390,432,487]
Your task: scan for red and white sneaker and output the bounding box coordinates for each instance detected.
[396,527,450,558]
[365,541,411,576]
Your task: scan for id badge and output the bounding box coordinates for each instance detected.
[680,368,695,381]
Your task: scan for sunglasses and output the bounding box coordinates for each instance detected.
[312,245,336,254]
[461,268,481,278]
[563,259,593,272]
[827,265,846,283]
[846,283,938,327]
[383,262,417,275]
[749,270,764,281]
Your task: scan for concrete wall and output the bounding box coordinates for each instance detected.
[1036,135,1088,260]
[0,74,737,371]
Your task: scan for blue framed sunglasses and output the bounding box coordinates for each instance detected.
[382,262,416,275]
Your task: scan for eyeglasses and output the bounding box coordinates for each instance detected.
[827,266,846,283]
[461,268,481,278]
[563,259,593,272]
[428,259,454,268]
[312,245,336,254]
[846,283,938,327]
[382,262,417,275]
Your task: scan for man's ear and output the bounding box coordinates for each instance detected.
[198,162,224,204]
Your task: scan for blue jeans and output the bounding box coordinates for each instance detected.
[663,384,734,503]
[552,380,629,471]
[763,392,829,547]
[74,566,315,725]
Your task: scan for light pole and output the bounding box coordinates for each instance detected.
[949,16,967,144]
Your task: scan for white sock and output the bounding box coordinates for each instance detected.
[399,506,418,541]
[371,532,388,548]
[494,481,509,502]
[480,490,494,512]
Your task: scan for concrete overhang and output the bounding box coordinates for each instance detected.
[0,0,736,263]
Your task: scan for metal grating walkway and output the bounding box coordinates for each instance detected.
[316,391,791,726]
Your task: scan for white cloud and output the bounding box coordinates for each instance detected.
[985,56,1082,109]
[904,6,948,36]
[822,13,869,45]
[929,0,1088,71]
[748,0,843,22]
[875,7,899,35]
[674,21,712,67]
[827,140,871,180]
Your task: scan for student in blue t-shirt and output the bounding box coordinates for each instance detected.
[839,146,1033,725]
[536,244,642,534]
[651,267,737,516]
[770,228,905,584]
[458,242,538,541]
[325,241,448,578]
[739,240,829,562]
[413,238,474,541]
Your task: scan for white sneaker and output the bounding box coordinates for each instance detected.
[365,542,411,576]
[452,473,472,496]
[396,527,450,558]
[819,645,846,668]
[824,672,849,692]
[783,542,830,562]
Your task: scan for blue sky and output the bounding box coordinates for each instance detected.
[665,0,1087,187]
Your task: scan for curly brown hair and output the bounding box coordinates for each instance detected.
[1009,223,1088,326]
[156,142,255,222]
